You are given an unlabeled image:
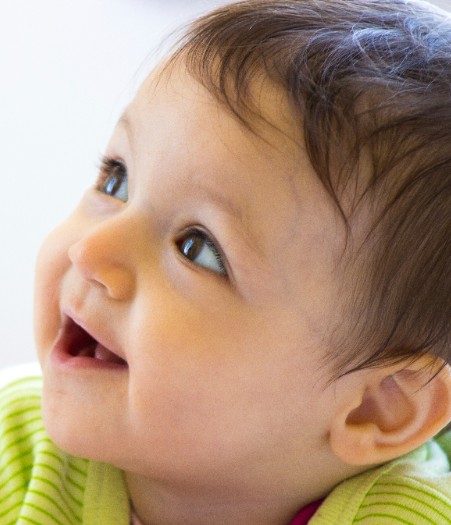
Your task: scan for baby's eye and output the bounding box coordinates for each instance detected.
[176,229,227,277]
[96,156,128,202]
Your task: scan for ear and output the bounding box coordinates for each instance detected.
[329,357,451,466]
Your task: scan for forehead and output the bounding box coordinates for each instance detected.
[125,60,344,238]
[126,64,336,226]
[129,60,303,163]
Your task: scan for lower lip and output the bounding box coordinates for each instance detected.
[51,338,128,372]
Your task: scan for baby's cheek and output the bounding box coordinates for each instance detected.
[33,224,72,360]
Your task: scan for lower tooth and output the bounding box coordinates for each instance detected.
[79,345,96,358]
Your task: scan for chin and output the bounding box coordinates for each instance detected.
[42,403,85,458]
[41,392,109,464]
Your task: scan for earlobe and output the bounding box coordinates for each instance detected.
[329,359,451,466]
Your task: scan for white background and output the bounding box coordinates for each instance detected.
[0,0,450,368]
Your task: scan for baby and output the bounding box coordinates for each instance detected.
[1,0,451,524]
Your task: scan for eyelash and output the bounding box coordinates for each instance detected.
[95,155,128,200]
[176,228,228,278]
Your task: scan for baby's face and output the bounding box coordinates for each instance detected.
[35,63,347,491]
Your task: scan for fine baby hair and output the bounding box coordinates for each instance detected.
[171,0,451,378]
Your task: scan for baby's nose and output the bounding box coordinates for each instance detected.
[68,218,136,301]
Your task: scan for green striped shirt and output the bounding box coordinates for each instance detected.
[311,434,451,524]
[0,375,129,524]
[0,374,450,524]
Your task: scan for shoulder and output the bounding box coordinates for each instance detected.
[0,363,43,432]
[0,364,46,477]
[312,437,451,524]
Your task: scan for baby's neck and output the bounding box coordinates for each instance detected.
[125,471,308,525]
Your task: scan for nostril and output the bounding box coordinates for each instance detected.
[67,237,135,301]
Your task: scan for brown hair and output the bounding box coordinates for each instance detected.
[170,0,451,376]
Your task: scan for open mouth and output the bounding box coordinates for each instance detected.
[57,316,128,367]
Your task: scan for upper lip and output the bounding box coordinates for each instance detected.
[60,307,127,364]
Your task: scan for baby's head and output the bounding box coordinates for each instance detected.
[34,0,451,516]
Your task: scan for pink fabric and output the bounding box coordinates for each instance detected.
[289,499,324,525]
[130,499,323,525]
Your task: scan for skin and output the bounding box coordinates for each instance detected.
[35,64,371,525]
